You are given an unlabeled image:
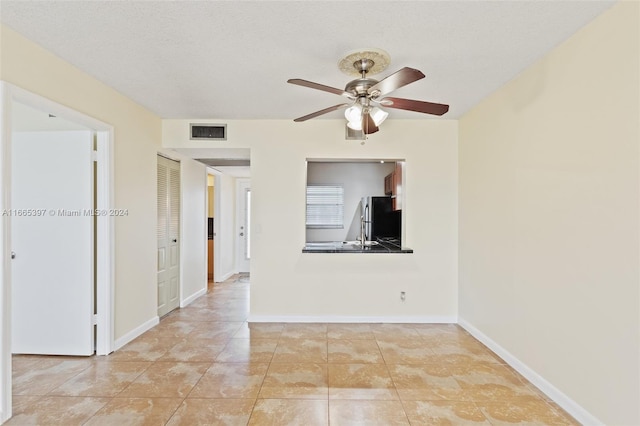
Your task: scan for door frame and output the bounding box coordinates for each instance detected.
[235,178,251,273]
[0,82,115,423]
[205,168,223,283]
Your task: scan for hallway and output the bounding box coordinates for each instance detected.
[9,275,577,425]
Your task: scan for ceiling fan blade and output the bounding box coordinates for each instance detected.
[362,112,379,134]
[293,103,349,122]
[287,79,353,98]
[368,67,425,97]
[381,97,449,116]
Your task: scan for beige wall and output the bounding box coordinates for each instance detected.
[208,186,214,217]
[207,174,215,217]
[458,2,639,424]
[0,25,161,340]
[163,118,459,320]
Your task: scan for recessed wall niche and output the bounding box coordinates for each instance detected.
[305,159,404,243]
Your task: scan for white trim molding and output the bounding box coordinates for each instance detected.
[0,81,13,424]
[217,271,235,283]
[114,316,159,351]
[181,288,207,308]
[235,178,251,273]
[458,318,603,426]
[94,129,115,356]
[248,315,458,324]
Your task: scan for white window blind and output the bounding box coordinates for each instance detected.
[306,185,344,229]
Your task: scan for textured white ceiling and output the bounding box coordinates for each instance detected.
[0,1,615,120]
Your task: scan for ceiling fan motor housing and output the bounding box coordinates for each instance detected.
[344,78,380,99]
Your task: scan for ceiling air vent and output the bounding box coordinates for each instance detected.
[190,124,227,141]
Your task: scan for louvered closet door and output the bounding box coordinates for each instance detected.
[157,156,180,317]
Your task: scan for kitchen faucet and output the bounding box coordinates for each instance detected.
[359,203,369,245]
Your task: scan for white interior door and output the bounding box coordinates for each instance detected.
[11,130,94,356]
[236,179,250,273]
[157,156,180,317]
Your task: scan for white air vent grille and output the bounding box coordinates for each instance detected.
[190,124,227,140]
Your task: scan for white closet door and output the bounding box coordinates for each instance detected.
[236,180,251,273]
[157,156,180,317]
[11,131,94,356]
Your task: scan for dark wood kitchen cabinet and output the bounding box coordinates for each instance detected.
[392,162,403,211]
[384,173,393,195]
[384,162,403,211]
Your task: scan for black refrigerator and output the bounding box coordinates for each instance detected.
[361,196,401,244]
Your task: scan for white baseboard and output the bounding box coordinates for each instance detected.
[247,315,457,324]
[458,318,603,426]
[181,288,207,308]
[216,271,235,283]
[114,316,159,351]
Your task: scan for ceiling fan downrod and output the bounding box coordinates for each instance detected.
[354,58,374,78]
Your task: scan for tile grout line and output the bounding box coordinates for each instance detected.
[11,274,578,425]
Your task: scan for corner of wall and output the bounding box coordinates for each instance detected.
[458,318,603,425]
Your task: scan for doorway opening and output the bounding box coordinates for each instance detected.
[236,178,251,274]
[0,82,115,423]
[182,149,251,284]
[207,174,215,283]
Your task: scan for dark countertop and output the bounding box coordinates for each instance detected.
[302,240,413,254]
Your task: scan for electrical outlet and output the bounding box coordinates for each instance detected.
[400,291,406,302]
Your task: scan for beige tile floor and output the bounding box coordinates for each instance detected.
[9,274,579,425]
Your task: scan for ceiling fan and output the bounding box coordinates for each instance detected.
[287,48,449,135]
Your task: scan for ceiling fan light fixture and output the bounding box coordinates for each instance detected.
[344,104,362,123]
[347,120,363,131]
[370,106,389,126]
